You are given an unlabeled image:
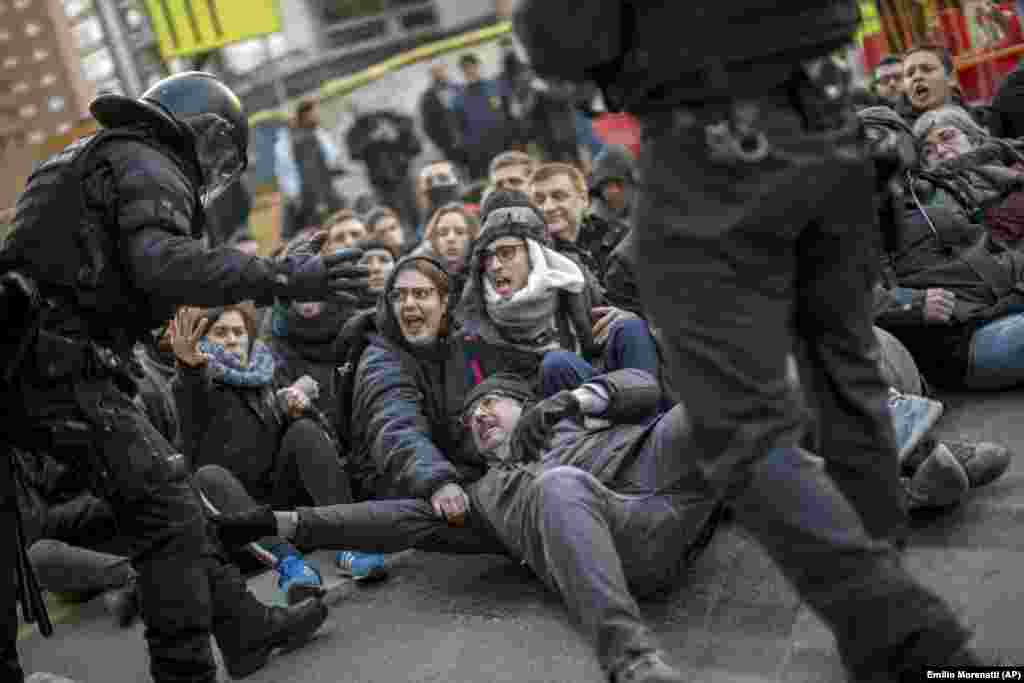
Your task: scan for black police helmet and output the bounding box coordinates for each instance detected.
[90,71,248,161]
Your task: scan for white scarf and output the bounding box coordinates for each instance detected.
[483,239,584,349]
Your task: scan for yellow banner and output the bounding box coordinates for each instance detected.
[856,0,882,44]
[144,0,282,59]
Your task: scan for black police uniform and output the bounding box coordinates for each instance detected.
[516,2,976,678]
[0,73,346,682]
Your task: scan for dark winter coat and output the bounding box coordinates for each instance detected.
[603,229,642,316]
[172,364,288,499]
[418,82,463,160]
[515,1,862,111]
[133,341,181,450]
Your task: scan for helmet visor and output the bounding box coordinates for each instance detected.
[188,113,247,207]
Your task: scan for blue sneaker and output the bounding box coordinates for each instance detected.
[336,551,388,582]
[887,390,944,464]
[277,555,324,605]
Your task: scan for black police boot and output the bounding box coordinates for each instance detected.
[217,597,328,679]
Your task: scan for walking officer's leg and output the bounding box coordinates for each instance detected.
[0,466,24,683]
[632,64,971,676]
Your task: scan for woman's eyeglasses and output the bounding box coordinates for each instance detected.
[388,286,437,304]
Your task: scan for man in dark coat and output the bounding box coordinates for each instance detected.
[418,62,463,163]
[0,72,368,682]
[514,1,983,679]
[346,110,423,226]
[212,369,722,682]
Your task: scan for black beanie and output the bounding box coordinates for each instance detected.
[462,372,536,418]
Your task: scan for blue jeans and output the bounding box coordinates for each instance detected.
[540,318,662,398]
[967,311,1024,390]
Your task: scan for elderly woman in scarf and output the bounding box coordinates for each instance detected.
[912,104,1024,246]
[171,303,387,601]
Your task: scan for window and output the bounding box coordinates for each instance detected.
[3,56,18,69]
[13,0,30,9]
[40,72,57,87]
[0,29,9,41]
[33,48,48,61]
[28,130,46,145]
[11,81,28,94]
[19,104,38,118]
[56,122,72,135]
[24,21,41,37]
[0,2,7,14]
[48,95,64,112]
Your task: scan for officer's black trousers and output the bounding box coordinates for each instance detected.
[631,67,970,677]
[19,374,272,682]
[1,452,24,683]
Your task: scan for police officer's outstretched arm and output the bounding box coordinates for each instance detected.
[87,72,368,308]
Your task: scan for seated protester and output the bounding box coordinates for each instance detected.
[860,105,1024,390]
[365,206,413,257]
[322,209,369,253]
[588,144,636,230]
[215,368,983,683]
[171,304,386,594]
[348,255,486,516]
[15,447,139,628]
[902,45,986,127]
[267,234,365,433]
[488,150,536,194]
[913,105,1024,247]
[530,161,628,283]
[417,203,481,301]
[216,370,720,683]
[456,192,612,389]
[354,236,399,309]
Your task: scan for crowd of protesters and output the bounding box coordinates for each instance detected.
[13,41,1024,683]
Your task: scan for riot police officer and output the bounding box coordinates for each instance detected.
[0,72,367,682]
[515,4,985,682]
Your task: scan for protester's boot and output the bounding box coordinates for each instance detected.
[903,443,970,511]
[277,554,325,605]
[941,440,1012,488]
[610,652,687,683]
[208,557,328,679]
[336,551,388,582]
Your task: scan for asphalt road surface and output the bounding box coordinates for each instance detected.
[19,387,1024,682]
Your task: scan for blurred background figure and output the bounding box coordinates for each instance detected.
[275,99,349,242]
[346,109,422,228]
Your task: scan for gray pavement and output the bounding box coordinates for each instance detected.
[18,387,1024,682]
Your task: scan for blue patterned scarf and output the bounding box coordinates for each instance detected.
[199,339,276,387]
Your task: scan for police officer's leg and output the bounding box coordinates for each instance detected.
[0,462,24,683]
[78,381,218,683]
[632,82,969,674]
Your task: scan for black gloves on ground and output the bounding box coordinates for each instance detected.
[210,505,278,548]
[509,390,581,463]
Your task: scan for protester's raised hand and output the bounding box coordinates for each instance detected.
[509,390,581,462]
[170,307,211,368]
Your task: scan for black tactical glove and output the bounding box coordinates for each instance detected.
[209,505,278,548]
[274,234,367,305]
[509,390,581,463]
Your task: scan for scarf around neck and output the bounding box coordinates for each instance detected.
[199,339,276,387]
[483,239,584,350]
